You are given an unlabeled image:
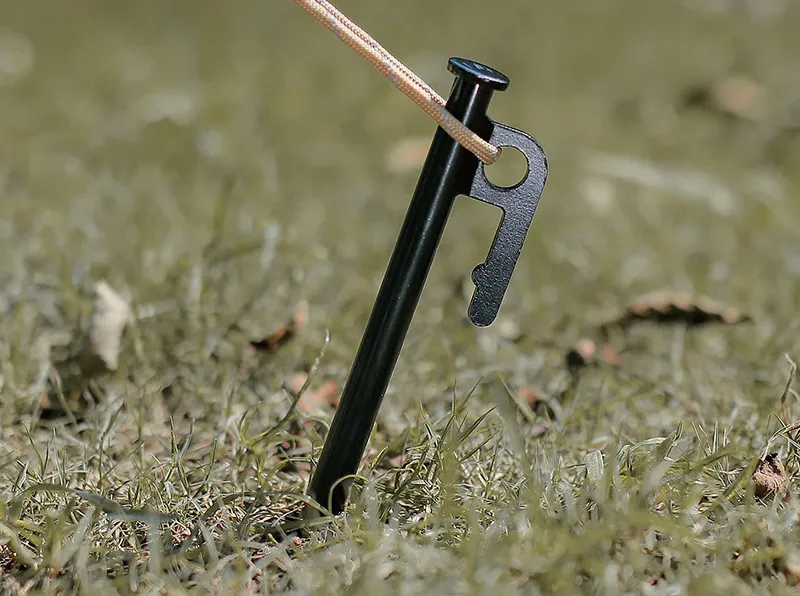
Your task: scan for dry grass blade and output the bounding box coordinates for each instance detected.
[0,521,39,569]
[7,484,176,524]
[780,354,798,409]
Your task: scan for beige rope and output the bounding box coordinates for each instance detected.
[290,0,501,165]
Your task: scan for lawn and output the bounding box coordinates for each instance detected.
[1,0,800,593]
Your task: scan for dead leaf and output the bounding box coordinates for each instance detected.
[610,291,751,329]
[293,300,309,329]
[752,453,788,499]
[38,387,90,421]
[285,372,308,396]
[599,327,622,367]
[385,454,409,469]
[249,302,309,354]
[40,282,131,420]
[716,76,765,119]
[87,280,131,372]
[779,551,800,587]
[385,136,430,174]
[530,423,549,439]
[319,381,340,407]
[519,385,546,408]
[250,324,294,354]
[565,332,621,375]
[566,338,597,373]
[518,385,557,419]
[285,372,340,415]
[680,76,766,122]
[601,340,622,366]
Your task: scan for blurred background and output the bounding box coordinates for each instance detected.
[1,0,800,413]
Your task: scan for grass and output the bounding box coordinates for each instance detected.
[2,0,800,593]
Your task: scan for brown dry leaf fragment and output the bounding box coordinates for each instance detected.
[293,300,309,329]
[612,291,751,328]
[38,387,90,421]
[87,280,131,372]
[779,552,800,587]
[715,76,765,120]
[599,327,622,367]
[752,453,788,499]
[601,340,622,366]
[285,372,340,415]
[248,324,294,354]
[518,385,557,419]
[384,454,409,469]
[680,76,766,122]
[249,302,309,354]
[566,338,597,373]
[519,385,546,408]
[285,372,308,396]
[319,381,340,407]
[530,423,549,439]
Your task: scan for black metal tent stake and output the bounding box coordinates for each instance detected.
[307,57,548,515]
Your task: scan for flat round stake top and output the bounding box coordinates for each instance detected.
[448,57,510,92]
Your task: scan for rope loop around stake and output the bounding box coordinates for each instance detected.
[290,0,502,165]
